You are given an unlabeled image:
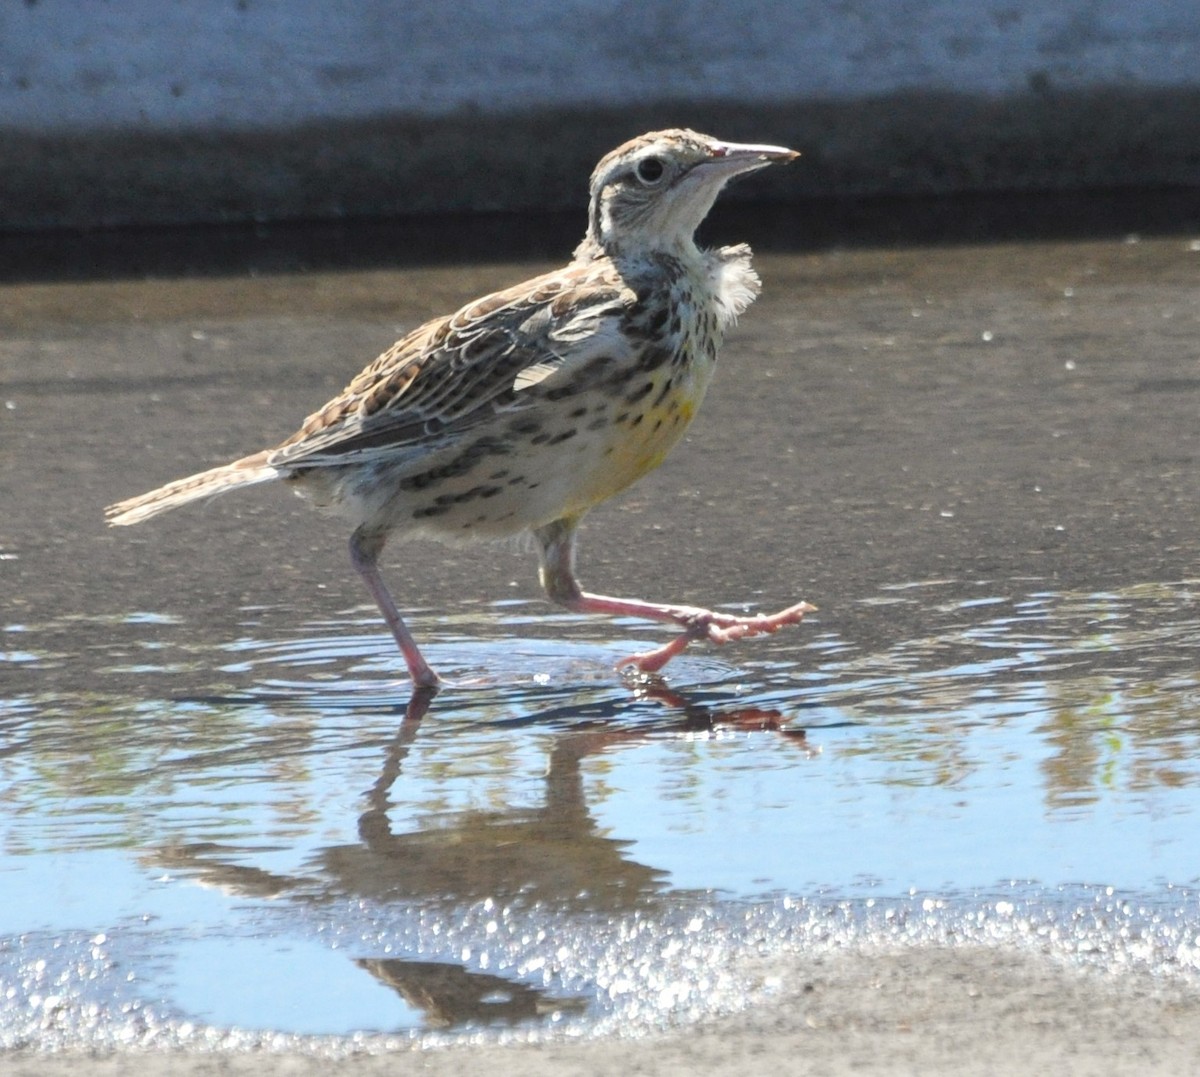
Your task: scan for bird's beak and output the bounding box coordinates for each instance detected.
[697,140,800,179]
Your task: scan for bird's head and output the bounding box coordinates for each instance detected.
[577,129,798,260]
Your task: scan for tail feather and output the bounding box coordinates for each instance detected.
[105,451,280,526]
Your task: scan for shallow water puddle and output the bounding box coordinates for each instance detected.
[2,578,1199,1047]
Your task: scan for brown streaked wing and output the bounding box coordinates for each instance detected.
[266,264,634,468]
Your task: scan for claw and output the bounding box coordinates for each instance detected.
[616,600,817,674]
[617,629,698,674]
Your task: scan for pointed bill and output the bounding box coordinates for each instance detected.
[692,139,800,181]
[712,139,800,162]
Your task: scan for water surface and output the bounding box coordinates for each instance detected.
[2,210,1199,1049]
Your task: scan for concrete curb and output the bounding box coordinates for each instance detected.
[3,90,1199,231]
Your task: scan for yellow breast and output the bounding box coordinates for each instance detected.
[562,363,707,515]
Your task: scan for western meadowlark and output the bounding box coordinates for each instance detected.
[106,129,813,694]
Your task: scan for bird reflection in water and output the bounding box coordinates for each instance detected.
[345,684,810,909]
[355,957,587,1029]
[149,686,810,1030]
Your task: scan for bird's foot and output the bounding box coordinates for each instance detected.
[617,600,817,674]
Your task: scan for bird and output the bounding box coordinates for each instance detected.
[106,129,814,698]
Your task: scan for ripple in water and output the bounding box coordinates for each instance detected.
[1,580,1198,1049]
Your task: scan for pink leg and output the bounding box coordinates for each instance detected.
[349,529,440,690]
[534,518,815,673]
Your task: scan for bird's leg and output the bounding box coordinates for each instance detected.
[349,528,440,690]
[534,518,815,673]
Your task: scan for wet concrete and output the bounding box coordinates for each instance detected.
[2,196,1198,676]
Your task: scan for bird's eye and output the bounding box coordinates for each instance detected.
[634,156,666,185]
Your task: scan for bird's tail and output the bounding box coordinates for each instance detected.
[105,451,280,526]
